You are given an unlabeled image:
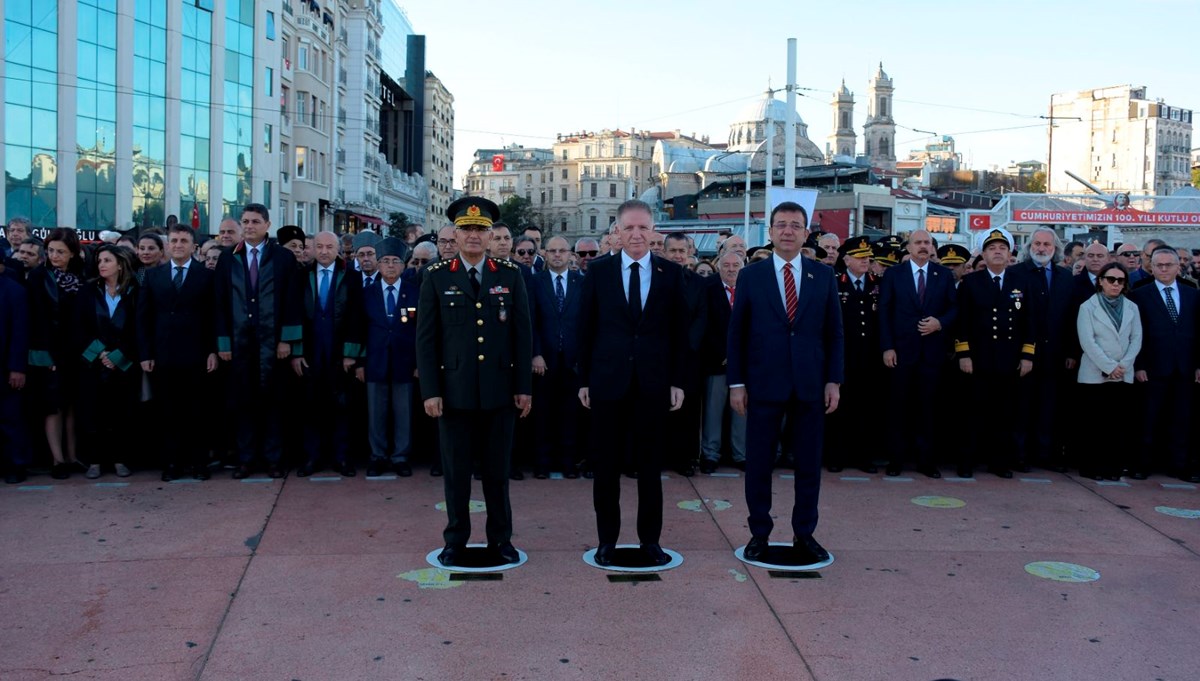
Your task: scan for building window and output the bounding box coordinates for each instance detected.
[589,215,597,231]
[609,184,616,198]
[265,67,273,96]
[195,0,213,10]
[561,169,568,180]
[296,201,306,229]
[298,43,309,71]
[590,183,597,198]
[296,146,307,178]
[266,10,275,40]
[561,187,567,201]
[561,219,568,232]
[264,124,272,153]
[263,180,272,211]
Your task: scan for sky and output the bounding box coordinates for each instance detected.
[398,0,1198,190]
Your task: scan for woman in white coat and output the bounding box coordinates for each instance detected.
[1076,262,1142,480]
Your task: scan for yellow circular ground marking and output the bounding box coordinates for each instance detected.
[397,568,465,589]
[1024,561,1100,583]
[434,500,487,513]
[910,495,966,509]
[1155,506,1200,519]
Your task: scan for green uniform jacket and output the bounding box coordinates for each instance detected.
[416,255,533,410]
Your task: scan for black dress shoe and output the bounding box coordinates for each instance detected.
[491,542,520,564]
[473,471,483,481]
[1130,471,1149,480]
[793,534,830,564]
[5,468,27,484]
[161,466,178,482]
[1013,462,1032,474]
[533,468,549,480]
[991,467,1013,479]
[395,462,413,477]
[744,536,770,561]
[624,469,639,479]
[338,462,357,477]
[510,469,524,481]
[437,544,463,567]
[699,459,718,475]
[826,465,844,473]
[564,469,579,480]
[295,463,314,478]
[676,463,695,477]
[1185,472,1200,484]
[861,464,878,474]
[366,462,386,477]
[594,543,615,566]
[50,463,70,480]
[231,465,251,480]
[885,463,903,477]
[430,463,443,477]
[733,460,747,471]
[918,466,942,479]
[193,466,210,481]
[641,543,670,566]
[956,466,973,478]
[267,464,285,479]
[582,470,594,479]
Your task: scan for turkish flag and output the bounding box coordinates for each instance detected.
[191,204,200,229]
[969,214,991,231]
[491,154,504,172]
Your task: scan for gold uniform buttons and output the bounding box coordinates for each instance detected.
[478,354,485,361]
[477,336,484,343]
[476,302,482,309]
[477,319,484,326]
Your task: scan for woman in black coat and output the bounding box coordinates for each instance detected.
[76,245,141,479]
[26,228,85,479]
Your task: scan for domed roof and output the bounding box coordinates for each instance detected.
[733,92,803,127]
[836,79,851,96]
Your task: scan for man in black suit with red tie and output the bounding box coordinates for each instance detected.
[578,199,688,567]
[137,224,218,481]
[727,201,844,565]
[878,229,957,477]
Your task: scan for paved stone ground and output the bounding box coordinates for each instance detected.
[2,467,1198,680]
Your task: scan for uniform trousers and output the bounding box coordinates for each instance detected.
[535,355,579,472]
[439,406,514,546]
[745,395,823,539]
[967,370,1021,471]
[590,383,666,545]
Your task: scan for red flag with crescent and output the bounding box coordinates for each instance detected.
[191,204,200,228]
[492,154,505,172]
[969,214,991,231]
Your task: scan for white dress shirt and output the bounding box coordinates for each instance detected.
[620,250,651,307]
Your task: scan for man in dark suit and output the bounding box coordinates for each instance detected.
[530,236,584,478]
[1012,228,1077,472]
[577,199,688,567]
[214,204,299,479]
[954,228,1035,478]
[137,224,218,481]
[662,231,708,477]
[727,201,844,565]
[0,272,29,483]
[879,229,957,477]
[350,237,420,478]
[699,250,745,474]
[288,231,359,478]
[1130,246,1200,482]
[417,197,532,567]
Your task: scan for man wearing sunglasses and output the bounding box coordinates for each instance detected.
[574,237,601,273]
[513,236,538,269]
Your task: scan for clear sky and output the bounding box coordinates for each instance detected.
[398,0,1197,189]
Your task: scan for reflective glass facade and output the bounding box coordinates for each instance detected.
[78,0,118,229]
[131,0,167,227]
[180,1,212,227]
[222,0,254,218]
[4,0,58,226]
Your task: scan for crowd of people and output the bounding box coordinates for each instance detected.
[1,207,1198,497]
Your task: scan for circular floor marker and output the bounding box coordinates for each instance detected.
[397,567,464,589]
[1155,506,1200,519]
[433,500,487,513]
[582,545,683,573]
[734,543,835,571]
[911,495,966,509]
[1024,561,1100,583]
[676,498,733,512]
[424,544,528,572]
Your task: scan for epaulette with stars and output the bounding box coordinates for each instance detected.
[425,259,452,272]
[492,258,518,269]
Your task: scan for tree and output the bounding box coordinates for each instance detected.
[387,211,410,240]
[1192,167,1200,189]
[1026,171,1046,194]
[498,195,538,232]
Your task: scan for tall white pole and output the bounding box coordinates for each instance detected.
[784,38,797,189]
[766,96,774,191]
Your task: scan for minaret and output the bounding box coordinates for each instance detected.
[827,79,856,162]
[863,62,896,169]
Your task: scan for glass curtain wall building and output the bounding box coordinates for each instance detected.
[0,0,277,234]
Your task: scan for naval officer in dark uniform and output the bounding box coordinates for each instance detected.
[826,236,882,473]
[417,197,533,567]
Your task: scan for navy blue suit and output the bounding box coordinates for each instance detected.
[354,276,420,384]
[878,260,957,467]
[530,268,584,472]
[0,275,29,469]
[727,255,844,540]
[1130,281,1199,474]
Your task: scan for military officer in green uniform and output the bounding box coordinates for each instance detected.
[417,197,533,567]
